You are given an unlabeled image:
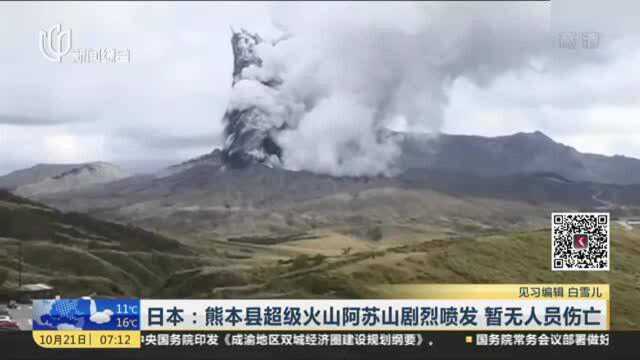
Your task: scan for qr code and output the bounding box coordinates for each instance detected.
[551,213,610,271]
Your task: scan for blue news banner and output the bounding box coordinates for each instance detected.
[32,298,608,331]
[32,298,140,331]
[27,298,615,353]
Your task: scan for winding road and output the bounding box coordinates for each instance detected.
[592,190,615,210]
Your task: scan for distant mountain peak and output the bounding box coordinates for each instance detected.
[155,149,225,178]
[10,162,128,197]
[51,162,122,179]
[394,130,640,185]
[514,130,554,141]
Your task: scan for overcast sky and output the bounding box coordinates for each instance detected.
[0,1,638,176]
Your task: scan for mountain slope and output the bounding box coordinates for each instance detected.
[33,157,640,245]
[155,149,224,179]
[0,190,207,297]
[7,130,640,245]
[0,190,183,252]
[11,162,128,197]
[0,163,83,190]
[391,130,640,185]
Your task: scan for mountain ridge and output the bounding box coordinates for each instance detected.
[4,130,640,194]
[389,130,640,185]
[0,162,129,197]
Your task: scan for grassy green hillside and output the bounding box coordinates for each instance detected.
[2,189,638,329]
[157,226,639,330]
[0,190,211,296]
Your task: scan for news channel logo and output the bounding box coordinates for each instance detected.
[39,23,132,64]
[557,31,601,50]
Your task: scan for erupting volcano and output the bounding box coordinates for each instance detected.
[220,28,285,169]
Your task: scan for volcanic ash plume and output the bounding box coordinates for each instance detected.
[220,29,290,169]
[220,3,549,176]
[220,27,402,176]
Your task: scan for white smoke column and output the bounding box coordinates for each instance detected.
[233,2,549,176]
[279,95,402,176]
